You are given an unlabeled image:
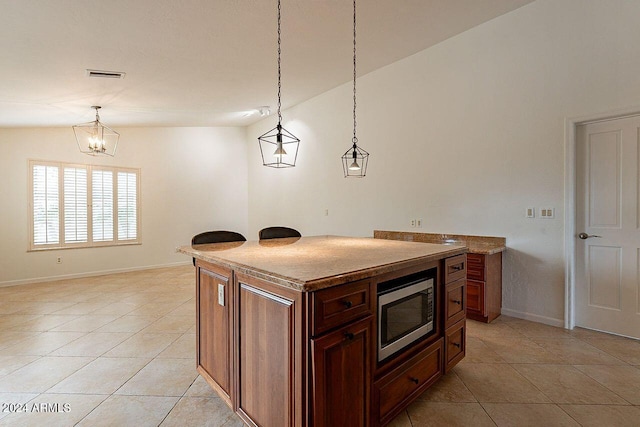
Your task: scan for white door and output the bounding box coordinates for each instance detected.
[576,116,640,339]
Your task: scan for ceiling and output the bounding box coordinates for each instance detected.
[0,0,534,128]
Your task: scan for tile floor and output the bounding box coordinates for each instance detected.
[0,266,639,426]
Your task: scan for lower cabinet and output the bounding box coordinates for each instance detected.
[236,274,304,427]
[311,316,372,427]
[196,262,232,405]
[196,255,466,427]
[466,252,502,323]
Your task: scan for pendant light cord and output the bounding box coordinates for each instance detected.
[352,0,357,145]
[277,0,282,126]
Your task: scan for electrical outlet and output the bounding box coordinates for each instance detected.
[526,207,535,218]
[416,219,422,227]
[217,283,225,306]
[56,256,62,264]
[324,209,329,216]
[410,219,416,227]
[540,208,555,219]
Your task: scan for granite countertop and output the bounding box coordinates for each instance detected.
[374,231,506,255]
[177,235,466,292]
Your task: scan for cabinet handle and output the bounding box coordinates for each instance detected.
[451,264,463,272]
[409,377,419,384]
[344,332,355,340]
[452,342,461,348]
[452,299,462,305]
[342,300,353,308]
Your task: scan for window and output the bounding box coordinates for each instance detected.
[29,160,141,250]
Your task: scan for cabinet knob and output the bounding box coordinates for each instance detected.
[409,377,419,384]
[452,342,461,348]
[342,300,353,309]
[452,299,462,305]
[344,332,355,340]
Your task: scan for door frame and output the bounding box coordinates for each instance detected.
[563,106,640,330]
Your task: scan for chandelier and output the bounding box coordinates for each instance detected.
[258,0,300,168]
[341,0,369,177]
[73,106,119,157]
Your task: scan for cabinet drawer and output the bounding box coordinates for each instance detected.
[445,319,465,372]
[444,279,466,329]
[312,280,373,336]
[444,254,467,284]
[374,339,443,424]
[466,280,485,316]
[466,253,485,281]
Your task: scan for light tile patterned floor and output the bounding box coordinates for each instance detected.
[0,266,639,426]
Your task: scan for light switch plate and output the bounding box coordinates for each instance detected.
[526,207,535,218]
[540,208,555,219]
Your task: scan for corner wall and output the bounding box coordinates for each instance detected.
[0,126,248,285]
[246,0,640,324]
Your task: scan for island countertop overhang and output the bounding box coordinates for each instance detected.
[177,235,467,292]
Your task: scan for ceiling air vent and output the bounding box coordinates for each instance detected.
[86,69,126,79]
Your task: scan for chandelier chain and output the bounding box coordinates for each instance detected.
[352,0,357,143]
[277,0,282,124]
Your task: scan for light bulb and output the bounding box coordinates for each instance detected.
[349,160,361,171]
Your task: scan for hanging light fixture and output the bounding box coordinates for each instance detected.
[73,106,119,157]
[258,0,300,168]
[341,0,369,178]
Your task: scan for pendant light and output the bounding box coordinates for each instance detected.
[73,106,119,157]
[342,0,369,178]
[258,0,300,168]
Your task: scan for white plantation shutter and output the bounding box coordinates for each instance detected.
[92,169,114,242]
[117,171,137,240]
[32,164,60,245]
[63,167,88,243]
[29,161,139,250]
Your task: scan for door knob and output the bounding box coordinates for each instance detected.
[578,232,602,240]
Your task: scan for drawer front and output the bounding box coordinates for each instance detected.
[312,280,373,336]
[466,253,485,281]
[374,339,443,424]
[466,280,485,316]
[445,319,465,372]
[444,279,466,329]
[444,254,467,284]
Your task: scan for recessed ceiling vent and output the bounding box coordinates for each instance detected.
[86,69,126,79]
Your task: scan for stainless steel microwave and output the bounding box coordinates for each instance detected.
[377,269,436,362]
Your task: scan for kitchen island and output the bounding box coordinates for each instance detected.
[178,235,467,427]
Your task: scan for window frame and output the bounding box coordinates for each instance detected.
[28,159,141,251]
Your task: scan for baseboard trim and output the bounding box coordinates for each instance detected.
[500,308,564,328]
[0,261,192,288]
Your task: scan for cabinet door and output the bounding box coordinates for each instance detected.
[236,279,303,427]
[466,279,485,316]
[197,265,231,400]
[311,316,372,427]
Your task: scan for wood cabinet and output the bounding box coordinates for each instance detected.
[466,252,502,323]
[196,261,233,406]
[236,273,305,427]
[311,316,372,427]
[442,254,466,374]
[311,280,373,426]
[192,247,466,427]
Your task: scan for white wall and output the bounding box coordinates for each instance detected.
[247,0,640,325]
[0,126,248,285]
